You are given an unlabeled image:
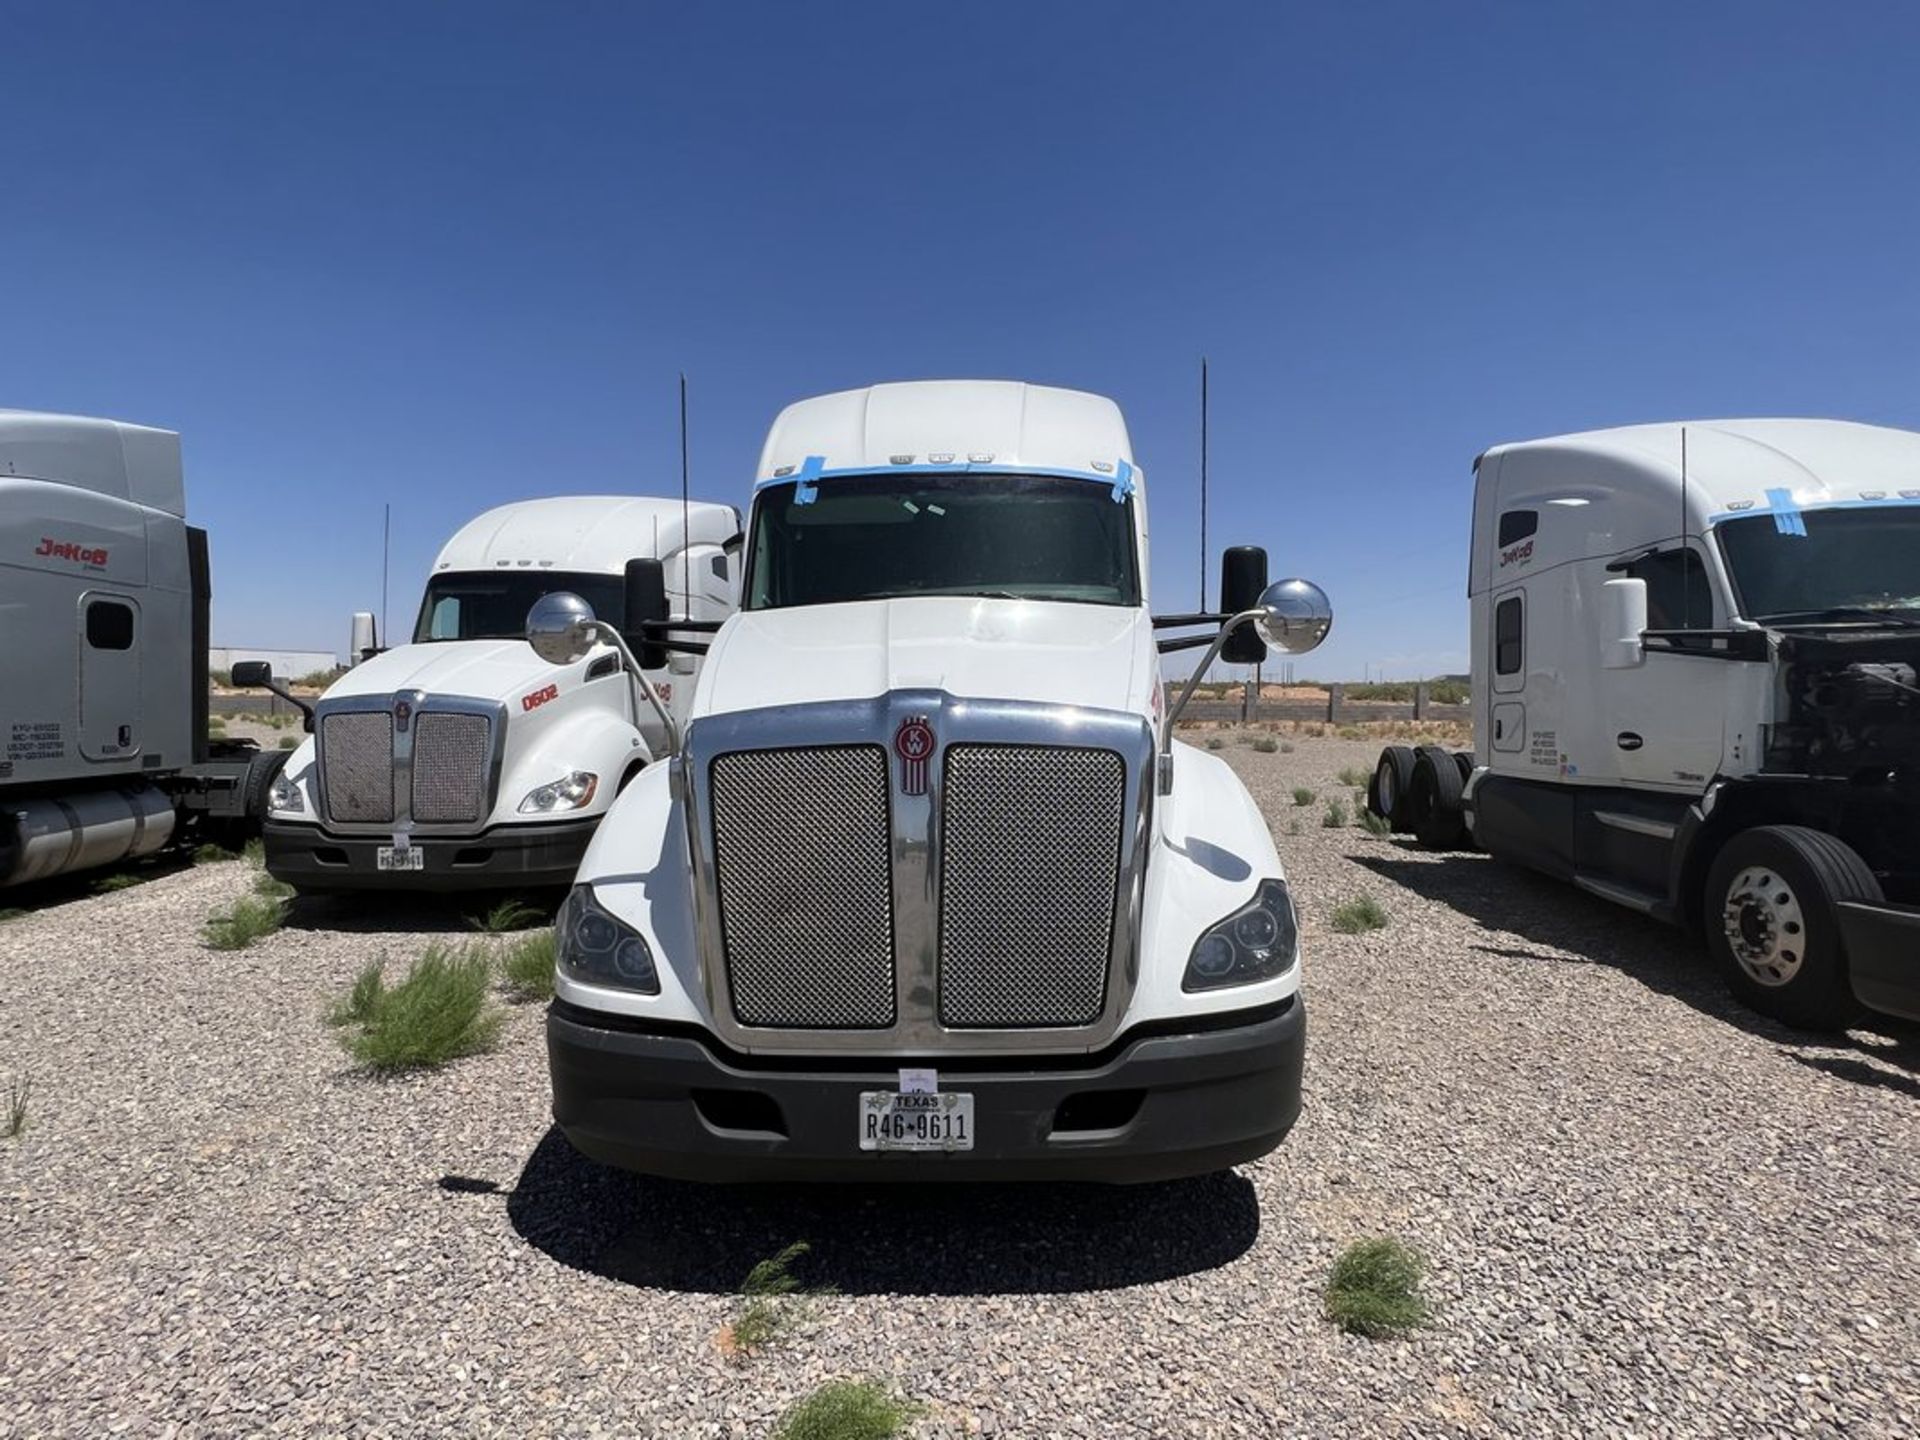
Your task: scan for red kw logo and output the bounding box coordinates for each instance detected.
[894,716,934,796]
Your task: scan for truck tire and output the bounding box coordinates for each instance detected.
[1371,746,1417,832]
[1704,825,1878,1032]
[243,749,291,825]
[1410,746,1467,849]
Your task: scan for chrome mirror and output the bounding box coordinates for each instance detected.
[1255,579,1333,655]
[526,592,599,666]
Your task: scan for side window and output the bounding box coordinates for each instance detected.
[426,595,461,639]
[1498,510,1539,547]
[1626,549,1713,630]
[86,599,135,651]
[1494,596,1524,675]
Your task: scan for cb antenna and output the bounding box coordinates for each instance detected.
[1680,425,1691,629]
[1199,355,1209,613]
[679,372,691,564]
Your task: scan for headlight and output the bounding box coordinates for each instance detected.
[268,770,305,815]
[556,884,658,994]
[518,771,599,814]
[1182,879,1298,992]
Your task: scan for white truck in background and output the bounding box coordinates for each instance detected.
[530,379,1333,1182]
[1369,419,1920,1030]
[1,409,286,887]
[248,496,738,892]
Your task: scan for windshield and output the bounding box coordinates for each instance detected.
[743,473,1141,610]
[1717,506,1920,623]
[412,570,627,642]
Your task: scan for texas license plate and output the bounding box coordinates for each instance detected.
[376,845,425,872]
[858,1091,974,1152]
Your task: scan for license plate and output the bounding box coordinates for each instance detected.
[376,845,424,872]
[858,1091,974,1152]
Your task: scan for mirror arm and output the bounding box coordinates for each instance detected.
[1158,605,1267,793]
[589,620,680,756]
[263,678,317,733]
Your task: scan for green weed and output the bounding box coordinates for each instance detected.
[729,1241,832,1354]
[1323,799,1348,828]
[1331,894,1389,933]
[1337,766,1371,788]
[202,894,286,950]
[332,944,502,1073]
[4,1077,29,1140]
[1291,787,1316,807]
[467,897,547,934]
[1358,808,1391,837]
[773,1381,921,1440]
[91,872,146,893]
[1325,1237,1432,1337]
[499,930,556,1002]
[1252,736,1280,754]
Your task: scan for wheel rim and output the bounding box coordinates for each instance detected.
[1721,865,1808,987]
[1377,763,1397,812]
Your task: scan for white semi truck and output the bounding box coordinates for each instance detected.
[1370,419,1920,1030]
[250,496,738,891]
[0,409,286,887]
[527,380,1332,1181]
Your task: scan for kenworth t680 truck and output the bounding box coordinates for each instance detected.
[252,495,737,891]
[1369,419,1920,1030]
[530,380,1333,1181]
[1,409,283,887]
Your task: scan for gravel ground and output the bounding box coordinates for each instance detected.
[3,733,1917,1438]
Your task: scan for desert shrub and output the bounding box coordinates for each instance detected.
[1331,895,1389,933]
[499,930,556,1002]
[331,945,502,1073]
[202,894,286,950]
[1325,1237,1431,1337]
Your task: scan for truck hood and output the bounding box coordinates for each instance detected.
[320,639,562,703]
[695,598,1150,717]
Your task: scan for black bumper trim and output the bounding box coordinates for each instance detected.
[547,999,1305,1184]
[263,817,594,891]
[1839,899,1920,1022]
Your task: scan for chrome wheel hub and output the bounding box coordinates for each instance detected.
[1722,865,1807,987]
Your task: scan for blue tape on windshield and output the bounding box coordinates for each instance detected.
[1110,458,1135,503]
[792,454,824,506]
[1765,487,1807,537]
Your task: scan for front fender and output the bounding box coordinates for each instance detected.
[558,761,706,1025]
[1128,740,1298,1027]
[499,709,652,821]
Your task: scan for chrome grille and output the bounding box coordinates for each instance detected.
[938,745,1124,1028]
[319,711,396,824]
[710,746,895,1029]
[411,712,492,824]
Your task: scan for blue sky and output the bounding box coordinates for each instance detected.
[6,2,1919,679]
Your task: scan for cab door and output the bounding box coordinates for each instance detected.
[78,592,141,760]
[1602,546,1725,790]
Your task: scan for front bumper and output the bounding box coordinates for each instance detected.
[1839,900,1920,1021]
[263,816,595,891]
[547,996,1305,1183]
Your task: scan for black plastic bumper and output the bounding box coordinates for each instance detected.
[1839,900,1920,1022]
[547,997,1305,1184]
[263,817,594,891]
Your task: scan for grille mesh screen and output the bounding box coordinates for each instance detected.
[939,745,1124,1028]
[320,712,396,824]
[710,746,895,1029]
[411,712,492,823]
